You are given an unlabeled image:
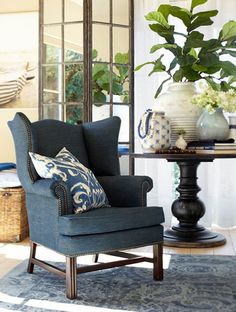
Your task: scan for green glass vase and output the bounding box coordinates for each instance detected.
[196,108,229,141]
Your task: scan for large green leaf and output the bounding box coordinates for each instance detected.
[145,11,170,29]
[93,91,106,103]
[220,50,236,57]
[219,21,236,41]
[92,49,98,60]
[199,51,219,66]
[92,63,107,80]
[205,77,221,91]
[200,64,221,74]
[148,56,166,76]
[192,10,218,19]
[188,48,197,59]
[112,81,123,95]
[187,16,214,32]
[220,61,236,78]
[115,52,129,64]
[191,0,208,11]
[226,41,236,48]
[182,66,202,81]
[150,43,177,53]
[168,57,178,73]
[134,61,155,71]
[192,64,208,72]
[115,65,129,82]
[158,4,171,20]
[184,31,204,50]
[228,76,236,85]
[173,69,183,82]
[149,24,174,43]
[220,81,231,91]
[169,6,191,27]
[178,55,196,66]
[201,39,219,50]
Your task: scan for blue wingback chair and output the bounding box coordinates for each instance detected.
[8,112,165,299]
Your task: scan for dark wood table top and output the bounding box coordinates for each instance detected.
[129,151,236,161]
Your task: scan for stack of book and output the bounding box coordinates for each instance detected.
[187,140,236,153]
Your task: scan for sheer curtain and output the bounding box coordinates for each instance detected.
[134,0,236,228]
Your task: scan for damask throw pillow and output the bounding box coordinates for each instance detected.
[29,147,109,214]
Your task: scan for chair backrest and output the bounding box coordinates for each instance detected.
[8,112,121,192]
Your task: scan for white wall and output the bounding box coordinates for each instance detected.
[0,109,38,162]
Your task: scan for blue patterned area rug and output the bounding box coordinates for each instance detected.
[0,255,235,312]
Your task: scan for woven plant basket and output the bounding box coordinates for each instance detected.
[0,187,29,242]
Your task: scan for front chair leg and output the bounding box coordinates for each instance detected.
[66,256,77,299]
[92,253,99,263]
[153,243,163,281]
[27,241,37,274]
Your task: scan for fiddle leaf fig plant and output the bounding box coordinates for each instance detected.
[135,0,236,98]
[92,50,129,104]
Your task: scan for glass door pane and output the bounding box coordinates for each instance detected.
[65,0,83,22]
[92,0,110,23]
[64,23,83,61]
[43,0,62,24]
[113,0,129,25]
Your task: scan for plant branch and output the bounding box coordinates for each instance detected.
[174,32,188,38]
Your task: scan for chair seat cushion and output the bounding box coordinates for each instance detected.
[59,206,165,236]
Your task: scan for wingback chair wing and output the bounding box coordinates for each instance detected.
[8,112,165,299]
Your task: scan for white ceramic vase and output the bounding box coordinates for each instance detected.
[153,82,201,145]
[175,134,187,150]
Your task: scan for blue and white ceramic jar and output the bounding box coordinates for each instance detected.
[138,110,171,153]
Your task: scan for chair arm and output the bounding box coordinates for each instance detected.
[29,179,74,215]
[97,175,153,207]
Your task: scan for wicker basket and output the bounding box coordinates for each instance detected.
[0,187,29,242]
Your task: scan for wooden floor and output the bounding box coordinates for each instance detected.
[0,227,235,279]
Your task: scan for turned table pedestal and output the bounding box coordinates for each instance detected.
[130,152,236,248]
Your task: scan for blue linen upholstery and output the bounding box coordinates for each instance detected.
[29,148,109,214]
[8,112,165,299]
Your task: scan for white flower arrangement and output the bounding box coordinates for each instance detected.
[192,87,236,114]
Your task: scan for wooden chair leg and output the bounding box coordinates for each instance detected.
[92,253,99,263]
[27,241,37,274]
[66,256,77,299]
[153,242,163,281]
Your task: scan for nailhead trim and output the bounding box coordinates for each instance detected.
[35,240,164,258]
[18,113,37,182]
[55,184,69,216]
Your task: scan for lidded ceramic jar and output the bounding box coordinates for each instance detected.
[138,110,171,153]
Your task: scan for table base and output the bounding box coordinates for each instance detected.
[164,225,226,248]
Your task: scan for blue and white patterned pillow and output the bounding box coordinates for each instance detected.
[29,147,109,214]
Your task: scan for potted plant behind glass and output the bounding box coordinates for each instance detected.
[92,50,129,104]
[92,49,130,123]
[135,0,236,144]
